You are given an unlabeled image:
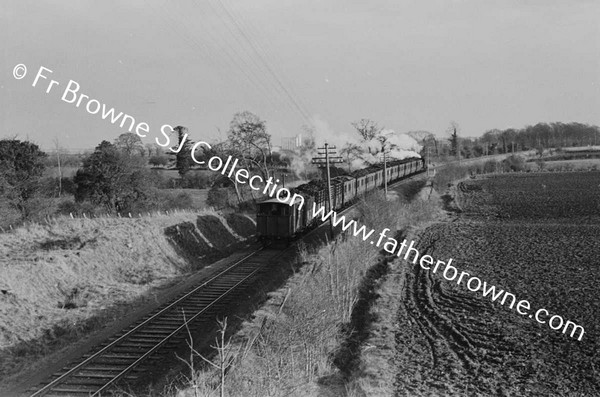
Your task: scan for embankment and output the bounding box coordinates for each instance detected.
[0,210,255,387]
[172,179,445,397]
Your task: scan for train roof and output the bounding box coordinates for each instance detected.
[258,195,304,206]
[351,157,421,178]
[331,175,355,182]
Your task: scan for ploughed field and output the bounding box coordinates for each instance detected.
[395,172,600,396]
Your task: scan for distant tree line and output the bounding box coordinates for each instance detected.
[1,119,598,227]
[418,122,600,160]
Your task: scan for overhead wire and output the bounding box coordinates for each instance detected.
[212,0,314,126]
[146,0,286,116]
[197,0,291,116]
[143,0,244,103]
[143,0,315,133]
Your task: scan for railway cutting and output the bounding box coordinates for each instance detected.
[28,248,284,397]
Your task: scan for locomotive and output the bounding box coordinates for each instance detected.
[257,156,425,244]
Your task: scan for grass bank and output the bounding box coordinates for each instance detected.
[0,210,255,387]
[171,179,444,397]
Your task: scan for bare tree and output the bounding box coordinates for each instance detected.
[339,142,362,172]
[406,130,437,155]
[209,141,245,205]
[351,118,382,142]
[227,111,272,180]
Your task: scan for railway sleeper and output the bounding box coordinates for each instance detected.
[194,289,240,296]
[134,327,178,334]
[115,341,161,349]
[59,364,131,374]
[74,370,141,380]
[42,386,98,396]
[213,276,252,283]
[89,354,139,362]
[121,336,165,343]
[54,369,121,379]
[152,316,185,322]
[211,276,252,282]
[109,346,155,354]
[176,305,217,314]
[53,377,123,386]
[136,322,180,329]
[52,364,127,376]
[179,297,218,303]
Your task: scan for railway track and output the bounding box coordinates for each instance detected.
[28,248,283,397]
[27,171,428,397]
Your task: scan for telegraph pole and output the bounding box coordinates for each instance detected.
[379,149,390,197]
[426,146,435,178]
[311,143,343,239]
[383,150,387,196]
[325,143,333,217]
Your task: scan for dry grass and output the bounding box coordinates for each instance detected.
[534,158,600,171]
[172,181,443,397]
[0,208,249,382]
[344,186,444,396]
[173,236,379,397]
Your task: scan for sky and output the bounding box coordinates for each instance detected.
[1,0,599,151]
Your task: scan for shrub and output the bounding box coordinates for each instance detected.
[433,163,470,192]
[74,141,155,212]
[158,190,194,211]
[148,170,174,189]
[206,187,235,210]
[483,160,500,174]
[40,177,77,197]
[536,159,546,171]
[180,172,211,189]
[57,199,101,216]
[467,163,484,176]
[0,202,21,229]
[502,155,527,172]
[149,155,169,168]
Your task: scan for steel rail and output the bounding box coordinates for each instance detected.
[29,249,261,397]
[91,261,265,396]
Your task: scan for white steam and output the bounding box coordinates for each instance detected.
[286,115,422,176]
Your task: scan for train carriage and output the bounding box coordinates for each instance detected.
[355,175,368,196]
[257,195,312,243]
[366,173,376,191]
[385,166,392,184]
[392,163,400,179]
[375,169,384,188]
[257,156,426,245]
[330,179,344,211]
[336,175,356,205]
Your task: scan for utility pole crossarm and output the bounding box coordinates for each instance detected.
[311,142,344,239]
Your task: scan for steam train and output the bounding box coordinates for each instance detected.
[257,157,426,244]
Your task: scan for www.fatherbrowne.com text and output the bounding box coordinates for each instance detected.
[310,202,585,341]
[14,63,584,341]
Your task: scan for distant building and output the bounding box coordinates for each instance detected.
[281,134,302,151]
